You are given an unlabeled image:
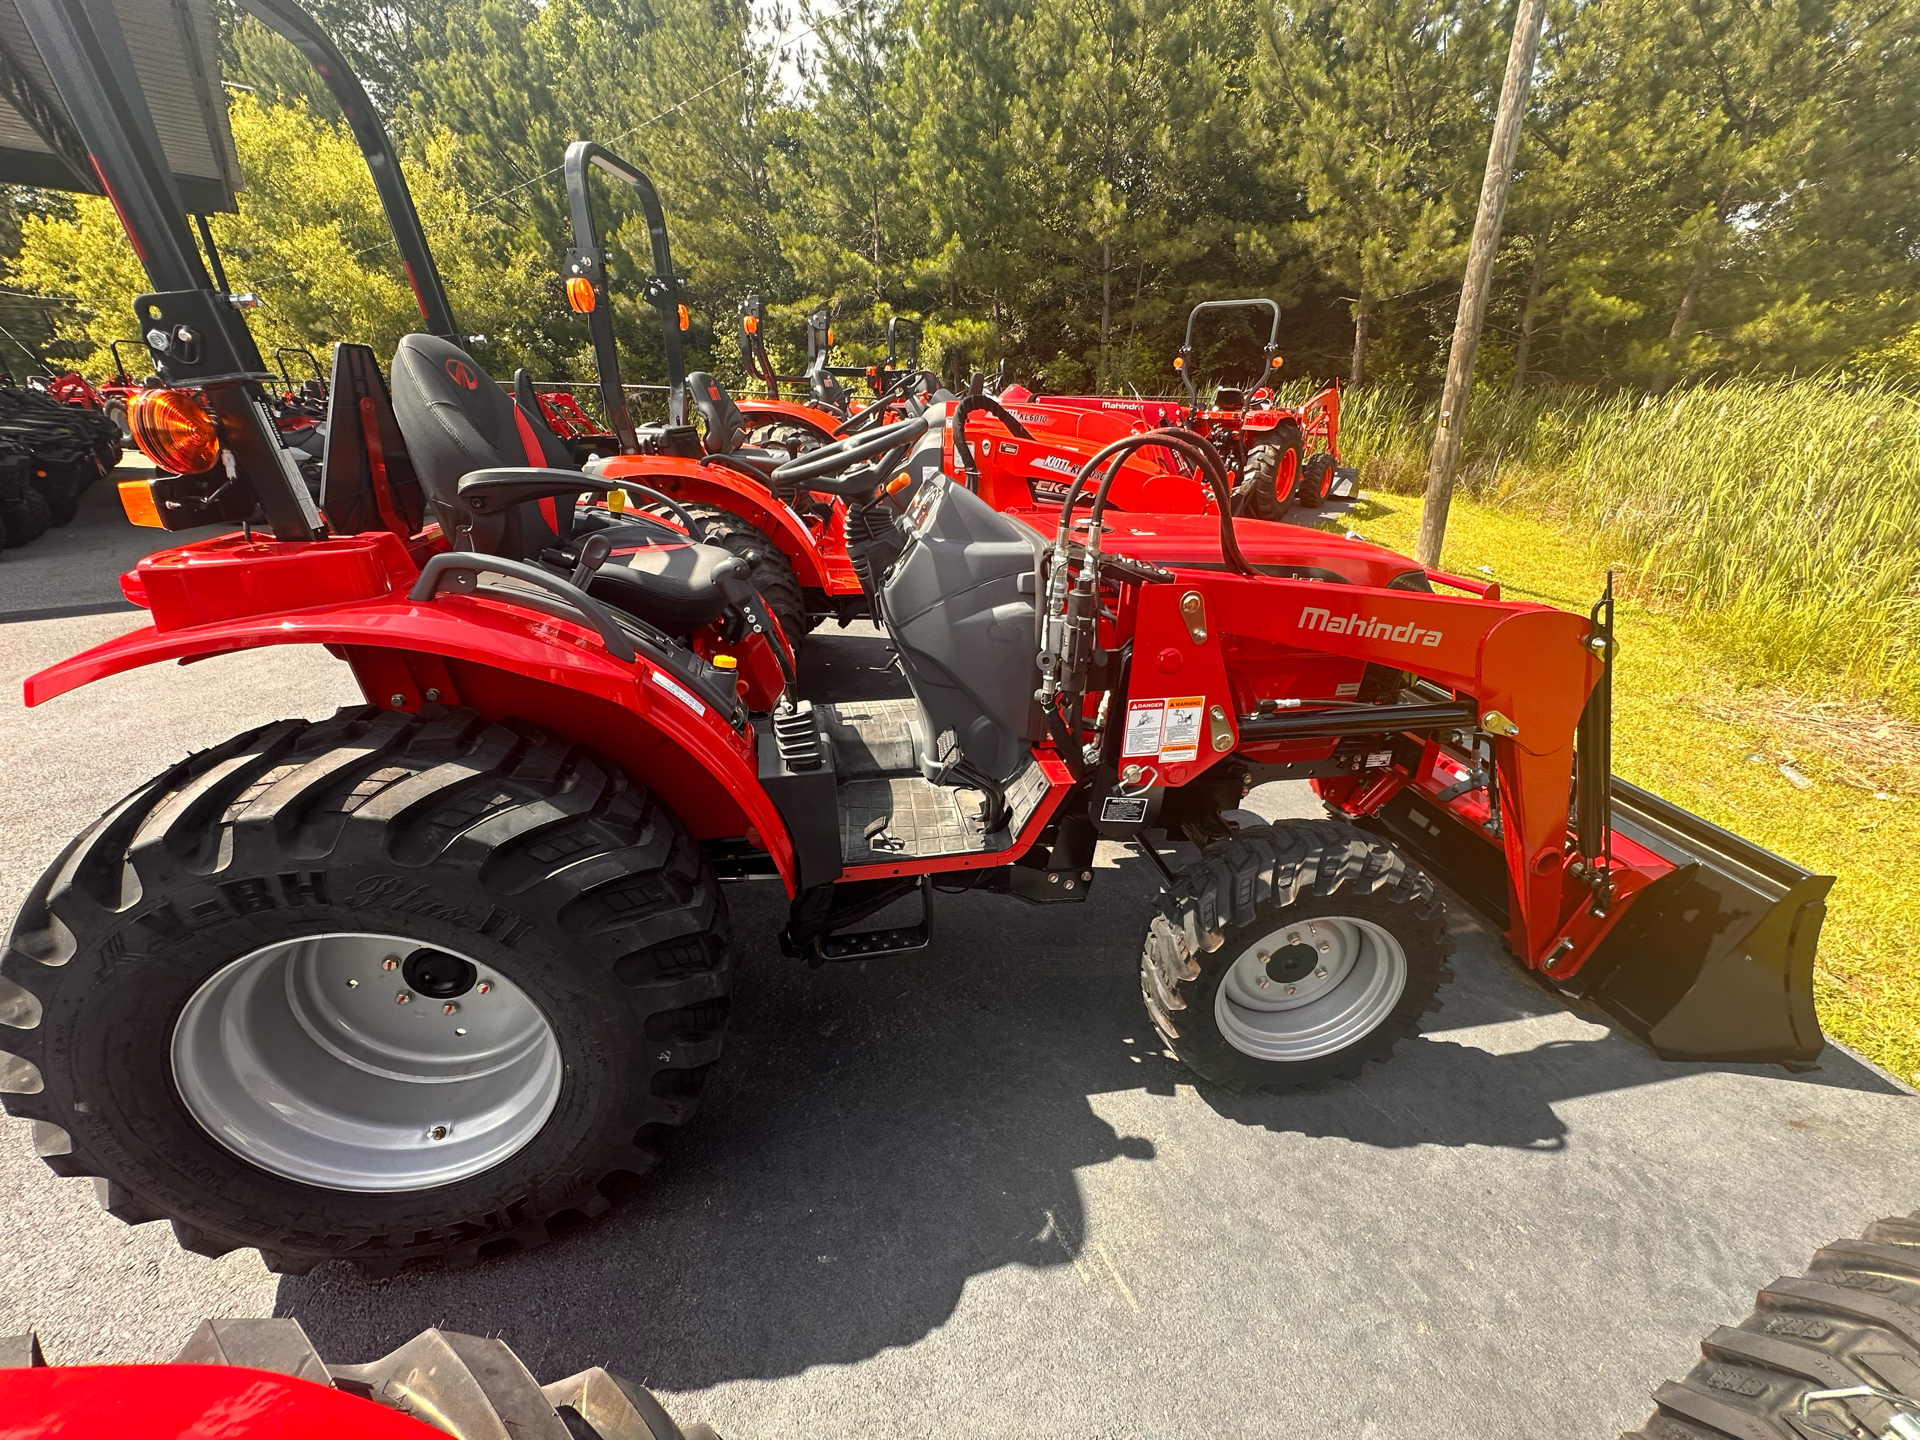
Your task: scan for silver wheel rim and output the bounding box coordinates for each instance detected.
[1213,915,1408,1062]
[171,932,561,1193]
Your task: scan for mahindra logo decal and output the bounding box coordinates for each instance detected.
[1299,605,1443,647]
[444,358,478,390]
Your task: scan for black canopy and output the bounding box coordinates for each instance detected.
[0,0,239,211]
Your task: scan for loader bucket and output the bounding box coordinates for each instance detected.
[1577,779,1829,1065]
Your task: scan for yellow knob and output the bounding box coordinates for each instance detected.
[712,654,739,671]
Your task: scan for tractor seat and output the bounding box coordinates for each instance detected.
[686,370,750,455]
[390,335,746,636]
[582,537,747,632]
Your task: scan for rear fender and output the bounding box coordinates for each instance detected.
[591,453,852,594]
[24,598,798,891]
[735,398,839,440]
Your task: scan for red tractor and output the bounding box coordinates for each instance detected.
[1,1319,721,1440]
[1,0,1830,1284]
[997,298,1356,517]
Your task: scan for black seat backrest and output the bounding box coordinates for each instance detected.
[685,371,748,454]
[318,342,426,538]
[390,334,580,559]
[806,351,851,417]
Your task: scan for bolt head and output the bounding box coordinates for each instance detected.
[424,688,441,702]
[1257,977,1269,989]
[1315,968,1327,978]
[1319,942,1330,952]
[1285,986,1297,995]
[346,978,359,988]
[476,981,492,995]
[429,1124,449,1141]
[1082,872,1092,882]
[1048,872,1059,884]
[390,693,406,707]
[443,1002,459,1015]
[395,991,412,1004]
[382,956,399,972]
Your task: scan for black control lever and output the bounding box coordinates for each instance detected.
[570,532,613,588]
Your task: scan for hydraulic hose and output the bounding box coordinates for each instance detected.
[950,393,1035,489]
[1056,428,1255,576]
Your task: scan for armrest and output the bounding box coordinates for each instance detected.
[457,466,703,537]
[410,551,637,662]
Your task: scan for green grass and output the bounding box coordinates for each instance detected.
[1346,490,1920,1086]
[1297,377,1920,716]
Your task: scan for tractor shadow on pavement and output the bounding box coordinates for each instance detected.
[273,838,1901,1390]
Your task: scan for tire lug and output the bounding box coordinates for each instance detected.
[477,981,493,995]
[1315,968,1327,979]
[346,978,359,988]
[1285,986,1297,995]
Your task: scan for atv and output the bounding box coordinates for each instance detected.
[0,0,1833,1281]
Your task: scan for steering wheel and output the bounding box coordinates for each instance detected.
[771,414,931,484]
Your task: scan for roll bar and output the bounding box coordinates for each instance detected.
[236,0,461,342]
[1176,298,1281,408]
[561,140,687,449]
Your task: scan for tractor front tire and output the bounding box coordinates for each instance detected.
[658,501,812,645]
[2,1318,724,1440]
[1140,820,1451,1091]
[1239,424,1305,521]
[1622,1210,1920,1440]
[0,706,730,1276]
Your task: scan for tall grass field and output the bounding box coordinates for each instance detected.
[1322,379,1920,713]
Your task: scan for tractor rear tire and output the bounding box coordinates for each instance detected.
[655,501,812,646]
[1,1318,724,1439]
[0,705,731,1277]
[1239,424,1305,521]
[1621,1210,1920,1440]
[1140,819,1452,1091]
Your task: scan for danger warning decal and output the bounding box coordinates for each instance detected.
[1122,696,1206,763]
[1122,699,1164,757]
[1159,697,1204,762]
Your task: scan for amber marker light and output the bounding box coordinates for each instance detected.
[128,388,220,476]
[117,478,164,527]
[742,314,759,335]
[678,304,691,331]
[566,277,596,313]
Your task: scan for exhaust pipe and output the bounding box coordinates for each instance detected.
[1574,779,1829,1065]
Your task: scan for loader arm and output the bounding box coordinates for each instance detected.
[1124,573,1602,968]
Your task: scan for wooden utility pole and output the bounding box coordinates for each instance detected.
[1414,0,1551,568]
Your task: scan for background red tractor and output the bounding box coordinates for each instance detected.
[998,298,1357,518]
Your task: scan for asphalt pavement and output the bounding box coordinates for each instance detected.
[1,485,1917,1439]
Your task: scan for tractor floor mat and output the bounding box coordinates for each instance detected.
[815,697,921,777]
[0,1318,720,1439]
[840,776,988,860]
[1622,1211,1920,1439]
[838,755,1050,862]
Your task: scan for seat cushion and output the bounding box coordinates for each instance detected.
[585,540,748,632]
